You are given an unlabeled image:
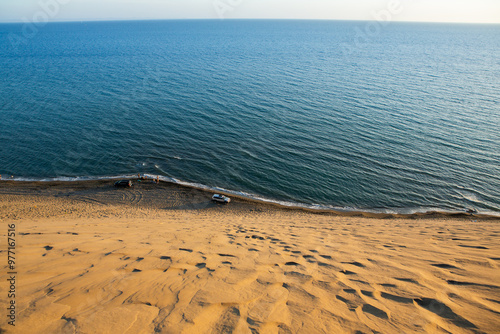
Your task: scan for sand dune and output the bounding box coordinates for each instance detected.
[0,181,499,333]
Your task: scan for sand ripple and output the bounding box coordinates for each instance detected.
[1,182,499,333]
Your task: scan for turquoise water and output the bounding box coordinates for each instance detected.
[1,20,499,214]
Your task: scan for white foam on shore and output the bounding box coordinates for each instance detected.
[2,174,499,217]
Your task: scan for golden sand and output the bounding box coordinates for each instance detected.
[0,180,499,333]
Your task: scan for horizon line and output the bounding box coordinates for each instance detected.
[1,17,500,25]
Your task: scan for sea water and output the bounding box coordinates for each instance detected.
[0,20,499,214]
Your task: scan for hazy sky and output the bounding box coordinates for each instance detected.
[1,0,499,24]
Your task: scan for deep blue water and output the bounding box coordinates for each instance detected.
[1,20,499,214]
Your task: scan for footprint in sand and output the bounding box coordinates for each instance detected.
[335,287,365,312]
[318,262,334,268]
[336,295,357,311]
[431,263,459,269]
[458,245,488,249]
[284,272,312,282]
[380,292,413,304]
[362,304,388,319]
[342,261,365,268]
[218,253,236,258]
[414,298,477,328]
[285,261,300,266]
[339,270,356,275]
[361,290,374,297]
[394,278,418,284]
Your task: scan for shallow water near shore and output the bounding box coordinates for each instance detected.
[1,20,499,215]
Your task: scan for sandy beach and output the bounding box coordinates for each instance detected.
[1,180,499,333]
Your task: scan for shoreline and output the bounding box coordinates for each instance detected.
[0,178,498,220]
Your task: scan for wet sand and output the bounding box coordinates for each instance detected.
[0,180,499,333]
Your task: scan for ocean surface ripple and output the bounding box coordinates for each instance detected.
[1,20,499,214]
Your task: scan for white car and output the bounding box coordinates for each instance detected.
[212,194,231,204]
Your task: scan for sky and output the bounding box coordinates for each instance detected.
[0,0,499,24]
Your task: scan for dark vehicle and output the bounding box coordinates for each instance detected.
[114,180,132,188]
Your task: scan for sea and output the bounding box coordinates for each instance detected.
[0,20,499,215]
